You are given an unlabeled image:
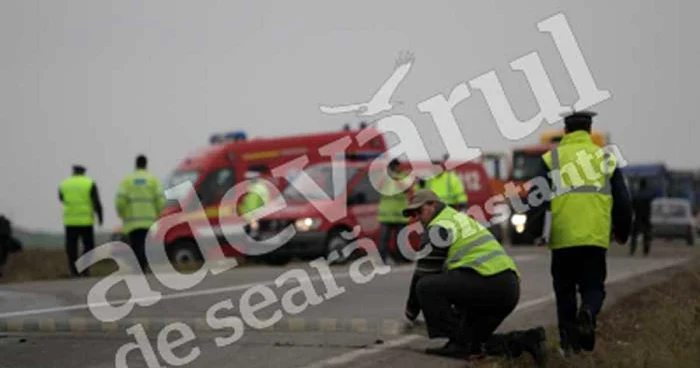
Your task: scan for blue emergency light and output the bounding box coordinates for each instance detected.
[340,151,383,161]
[209,130,247,144]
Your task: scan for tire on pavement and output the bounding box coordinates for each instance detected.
[167,239,204,265]
[325,228,356,265]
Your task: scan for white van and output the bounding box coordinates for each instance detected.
[650,198,696,245]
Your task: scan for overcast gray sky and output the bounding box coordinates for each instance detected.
[1,0,698,231]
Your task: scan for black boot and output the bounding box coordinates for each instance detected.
[577,307,596,351]
[522,327,548,368]
[425,340,472,360]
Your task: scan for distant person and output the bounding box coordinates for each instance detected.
[630,179,654,256]
[0,214,23,277]
[59,165,104,277]
[116,155,165,272]
[425,154,468,211]
[377,159,416,263]
[238,167,271,221]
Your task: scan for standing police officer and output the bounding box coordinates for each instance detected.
[59,165,104,277]
[403,189,547,366]
[425,154,468,211]
[116,155,165,272]
[529,111,632,356]
[377,159,415,263]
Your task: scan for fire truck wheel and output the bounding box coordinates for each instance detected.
[168,239,204,265]
[325,230,352,265]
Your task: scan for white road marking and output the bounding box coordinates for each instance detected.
[0,265,413,319]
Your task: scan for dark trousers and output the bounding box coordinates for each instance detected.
[0,236,9,276]
[416,268,531,356]
[128,229,150,271]
[0,236,21,277]
[551,246,607,351]
[378,223,403,262]
[630,222,652,255]
[65,226,95,277]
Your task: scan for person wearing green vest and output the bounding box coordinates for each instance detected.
[377,159,415,263]
[528,111,632,356]
[238,169,271,221]
[402,189,547,365]
[59,165,104,277]
[425,154,468,210]
[116,155,165,271]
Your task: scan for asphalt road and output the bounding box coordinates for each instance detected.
[0,242,697,368]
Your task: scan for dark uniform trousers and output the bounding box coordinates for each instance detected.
[551,246,607,350]
[128,229,150,271]
[0,235,10,276]
[65,226,95,277]
[416,268,533,357]
[378,223,404,263]
[630,222,652,255]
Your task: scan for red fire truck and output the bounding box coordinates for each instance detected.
[115,125,388,261]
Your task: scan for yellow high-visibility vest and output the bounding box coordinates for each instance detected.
[542,131,616,249]
[60,175,95,226]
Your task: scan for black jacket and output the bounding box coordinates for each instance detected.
[632,189,655,227]
[527,157,633,243]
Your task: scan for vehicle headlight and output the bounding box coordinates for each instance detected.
[511,214,527,233]
[294,217,321,232]
[511,214,527,226]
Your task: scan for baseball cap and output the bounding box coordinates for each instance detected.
[402,189,440,217]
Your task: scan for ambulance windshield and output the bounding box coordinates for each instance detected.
[165,170,200,205]
[283,164,359,201]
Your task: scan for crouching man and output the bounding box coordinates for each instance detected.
[402,189,547,366]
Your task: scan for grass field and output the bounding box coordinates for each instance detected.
[481,259,700,368]
[0,248,233,284]
[0,248,118,284]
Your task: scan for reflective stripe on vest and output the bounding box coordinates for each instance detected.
[444,233,497,264]
[543,131,615,249]
[551,148,612,196]
[430,206,519,277]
